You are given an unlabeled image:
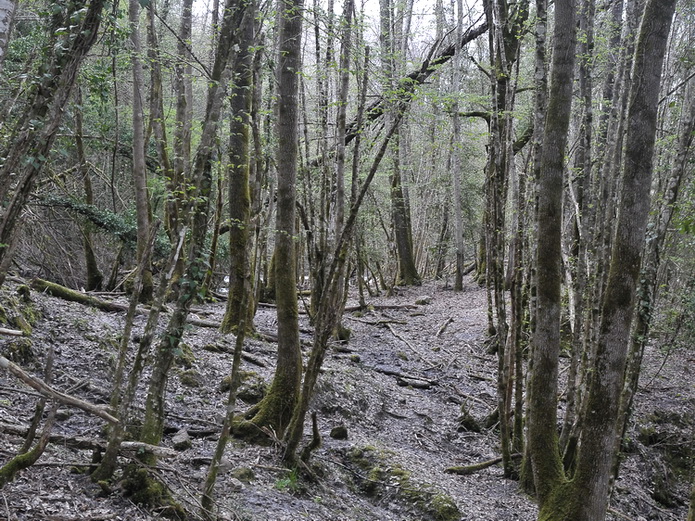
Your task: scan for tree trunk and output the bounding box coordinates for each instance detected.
[237,0,304,438]
[0,0,107,288]
[0,0,15,73]
[221,0,256,333]
[74,86,104,291]
[379,0,420,287]
[129,0,154,303]
[138,0,248,450]
[527,0,576,507]
[568,2,675,518]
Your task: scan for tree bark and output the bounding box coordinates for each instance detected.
[0,0,15,72]
[527,0,576,507]
[221,0,256,333]
[569,3,676,519]
[129,0,154,303]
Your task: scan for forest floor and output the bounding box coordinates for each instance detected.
[0,276,692,521]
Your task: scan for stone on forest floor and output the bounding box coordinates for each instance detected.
[330,425,349,439]
[415,295,433,305]
[231,467,256,483]
[172,429,192,451]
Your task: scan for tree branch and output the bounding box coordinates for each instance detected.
[0,356,119,424]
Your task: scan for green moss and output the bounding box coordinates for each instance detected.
[121,466,186,520]
[178,369,202,388]
[428,493,461,521]
[202,342,224,353]
[346,445,460,520]
[174,342,195,368]
[1,338,35,364]
[0,292,41,335]
[231,467,255,483]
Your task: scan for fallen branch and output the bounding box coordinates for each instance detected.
[31,277,128,313]
[0,422,176,458]
[385,323,438,369]
[31,278,220,331]
[346,316,408,326]
[344,303,417,312]
[436,317,454,337]
[445,453,522,475]
[0,356,118,424]
[0,327,24,337]
[370,364,437,385]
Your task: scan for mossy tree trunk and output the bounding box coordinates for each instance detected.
[567,2,675,518]
[238,0,304,438]
[379,0,420,287]
[137,0,248,450]
[615,73,695,475]
[284,109,405,466]
[529,1,676,519]
[129,0,154,303]
[74,85,104,291]
[221,0,255,333]
[527,0,576,505]
[483,0,529,477]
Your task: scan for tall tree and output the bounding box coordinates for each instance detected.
[128,0,154,302]
[237,0,304,437]
[528,0,677,519]
[139,0,249,450]
[380,0,420,286]
[221,0,256,333]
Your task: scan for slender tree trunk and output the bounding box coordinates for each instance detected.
[221,0,256,333]
[129,0,154,302]
[139,0,247,450]
[569,3,676,519]
[74,86,104,291]
[451,0,465,291]
[615,13,695,482]
[237,0,304,438]
[380,0,420,287]
[527,0,576,508]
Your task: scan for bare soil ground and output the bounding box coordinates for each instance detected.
[0,277,692,520]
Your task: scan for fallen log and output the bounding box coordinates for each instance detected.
[445,453,522,475]
[0,356,118,424]
[31,278,128,313]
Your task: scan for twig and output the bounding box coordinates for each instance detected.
[436,317,454,337]
[0,356,118,424]
[385,323,438,369]
[607,508,639,521]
